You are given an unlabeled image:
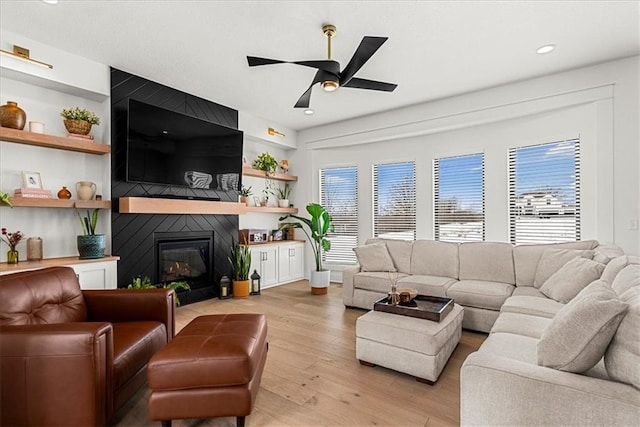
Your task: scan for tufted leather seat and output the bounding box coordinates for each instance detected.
[0,266,175,426]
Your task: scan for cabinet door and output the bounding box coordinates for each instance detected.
[70,260,117,290]
[250,246,278,287]
[278,243,304,283]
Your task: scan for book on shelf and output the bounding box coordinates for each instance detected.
[14,188,53,199]
[67,133,94,140]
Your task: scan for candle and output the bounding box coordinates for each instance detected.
[27,237,43,260]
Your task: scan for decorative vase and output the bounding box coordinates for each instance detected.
[77,234,106,259]
[309,270,331,295]
[7,249,19,264]
[0,101,26,130]
[76,181,96,201]
[278,199,289,208]
[26,237,43,261]
[57,186,72,199]
[232,279,250,299]
[64,119,92,135]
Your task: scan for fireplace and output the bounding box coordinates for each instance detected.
[154,231,213,293]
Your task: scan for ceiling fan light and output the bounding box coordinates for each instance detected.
[321,80,339,92]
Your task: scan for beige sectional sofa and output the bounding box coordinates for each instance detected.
[344,239,640,425]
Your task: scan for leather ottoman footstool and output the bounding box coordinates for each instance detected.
[147,314,268,427]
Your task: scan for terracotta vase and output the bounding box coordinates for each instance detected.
[0,101,26,130]
[57,186,72,199]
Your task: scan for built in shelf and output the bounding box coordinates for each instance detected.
[0,127,110,154]
[244,206,298,214]
[6,198,111,209]
[119,197,246,215]
[242,168,298,182]
[0,255,119,274]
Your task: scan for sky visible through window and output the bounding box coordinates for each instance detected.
[438,154,483,212]
[375,162,415,214]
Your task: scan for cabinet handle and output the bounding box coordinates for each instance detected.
[289,248,295,257]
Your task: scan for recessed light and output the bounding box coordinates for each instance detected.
[537,44,556,54]
[41,0,59,4]
[304,109,314,115]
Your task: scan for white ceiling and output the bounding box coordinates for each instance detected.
[1,1,638,131]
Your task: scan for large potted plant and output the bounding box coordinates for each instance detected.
[75,208,106,259]
[280,203,333,294]
[228,239,252,298]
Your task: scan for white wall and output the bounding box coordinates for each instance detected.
[295,56,639,278]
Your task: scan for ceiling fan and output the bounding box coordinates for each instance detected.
[247,24,397,109]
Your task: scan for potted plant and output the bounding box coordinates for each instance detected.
[261,179,276,207]
[239,185,252,206]
[252,152,278,175]
[280,203,333,294]
[228,239,252,298]
[276,183,291,208]
[1,228,24,264]
[127,275,191,306]
[60,107,100,135]
[75,208,106,259]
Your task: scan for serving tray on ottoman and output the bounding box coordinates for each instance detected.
[374,295,454,322]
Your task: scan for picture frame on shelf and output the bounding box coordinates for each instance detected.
[253,197,261,207]
[22,171,43,189]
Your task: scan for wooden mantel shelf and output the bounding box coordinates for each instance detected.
[0,127,110,154]
[7,197,111,209]
[242,168,297,182]
[119,197,247,215]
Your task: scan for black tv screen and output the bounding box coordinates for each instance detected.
[126,99,243,191]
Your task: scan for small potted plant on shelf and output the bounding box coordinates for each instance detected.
[280,203,333,294]
[1,227,24,264]
[228,239,252,298]
[60,107,100,136]
[276,183,291,208]
[239,185,252,205]
[75,208,106,259]
[252,152,278,176]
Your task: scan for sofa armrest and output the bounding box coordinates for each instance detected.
[0,323,113,426]
[83,289,175,340]
[461,351,640,426]
[342,264,361,307]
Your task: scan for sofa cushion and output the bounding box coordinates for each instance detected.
[365,238,413,274]
[477,332,539,364]
[410,240,459,278]
[353,243,396,272]
[605,286,640,389]
[458,242,514,284]
[513,240,598,287]
[611,263,640,296]
[353,272,409,293]
[592,243,625,265]
[447,280,515,310]
[601,255,640,284]
[539,257,605,303]
[533,248,595,288]
[537,280,627,373]
[501,296,565,319]
[511,287,546,298]
[397,275,457,298]
[490,312,552,339]
[113,321,167,390]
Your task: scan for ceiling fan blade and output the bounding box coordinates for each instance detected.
[247,56,340,75]
[294,70,332,108]
[338,36,388,85]
[342,77,397,92]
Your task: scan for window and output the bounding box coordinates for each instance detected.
[320,166,358,264]
[509,139,581,244]
[373,161,416,240]
[434,153,485,242]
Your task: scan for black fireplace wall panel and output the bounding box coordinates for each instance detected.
[110,68,239,303]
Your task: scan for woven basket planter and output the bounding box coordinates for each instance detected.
[64,119,92,135]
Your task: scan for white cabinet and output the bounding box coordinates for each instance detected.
[247,242,305,289]
[70,260,117,290]
[250,245,278,287]
[278,242,304,284]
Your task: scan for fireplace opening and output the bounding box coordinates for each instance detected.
[154,231,213,291]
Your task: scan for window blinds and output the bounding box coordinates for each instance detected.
[373,161,416,240]
[320,166,358,264]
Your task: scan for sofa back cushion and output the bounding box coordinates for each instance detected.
[539,257,605,303]
[0,267,87,326]
[410,240,458,278]
[459,242,514,284]
[513,240,599,287]
[601,255,640,285]
[533,248,595,288]
[353,243,396,272]
[366,238,413,274]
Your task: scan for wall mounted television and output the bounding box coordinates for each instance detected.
[126,99,243,191]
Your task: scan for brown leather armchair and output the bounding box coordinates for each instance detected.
[0,266,175,426]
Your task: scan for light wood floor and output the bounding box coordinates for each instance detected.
[112,281,486,427]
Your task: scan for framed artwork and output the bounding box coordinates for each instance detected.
[22,171,43,189]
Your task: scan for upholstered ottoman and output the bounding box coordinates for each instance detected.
[147,314,268,427]
[356,304,463,384]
